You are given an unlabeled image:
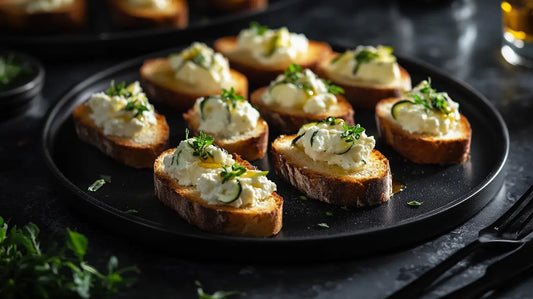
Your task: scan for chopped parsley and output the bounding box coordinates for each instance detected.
[407,201,423,207]
[124,99,149,117]
[221,87,245,108]
[341,123,366,143]
[0,55,33,91]
[195,280,242,299]
[324,80,344,95]
[249,21,268,35]
[191,52,207,68]
[220,163,247,183]
[406,79,453,115]
[106,80,132,98]
[186,129,214,160]
[275,64,343,96]
[353,50,380,74]
[317,223,330,229]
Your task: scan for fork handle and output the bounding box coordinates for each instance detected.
[386,240,484,299]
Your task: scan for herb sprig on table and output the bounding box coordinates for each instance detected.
[0,216,138,298]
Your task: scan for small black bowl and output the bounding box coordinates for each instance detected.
[0,51,45,116]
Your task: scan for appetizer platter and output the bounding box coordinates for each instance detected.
[42,37,508,260]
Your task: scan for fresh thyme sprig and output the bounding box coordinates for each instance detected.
[186,129,214,160]
[408,79,452,115]
[106,81,132,98]
[220,163,247,183]
[221,87,245,108]
[324,80,344,95]
[341,123,366,143]
[249,21,268,35]
[124,99,149,117]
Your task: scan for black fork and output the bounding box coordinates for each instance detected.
[387,183,533,299]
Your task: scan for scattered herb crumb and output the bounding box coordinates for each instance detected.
[125,209,138,214]
[298,195,308,200]
[317,223,330,229]
[407,201,423,207]
[88,175,111,192]
[195,280,242,299]
[340,206,350,211]
[326,212,333,216]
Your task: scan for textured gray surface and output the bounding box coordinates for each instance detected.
[1,0,533,298]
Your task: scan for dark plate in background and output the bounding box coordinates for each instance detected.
[42,45,508,261]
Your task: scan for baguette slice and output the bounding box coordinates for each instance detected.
[154,149,283,237]
[0,0,85,32]
[108,0,188,28]
[214,37,332,87]
[375,97,472,164]
[315,52,411,110]
[183,109,269,160]
[208,0,267,12]
[140,58,248,111]
[250,86,355,134]
[73,103,169,168]
[271,135,392,207]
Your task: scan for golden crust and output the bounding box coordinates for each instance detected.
[250,86,355,134]
[108,0,188,28]
[72,103,169,169]
[154,149,283,237]
[140,57,248,111]
[271,135,392,207]
[375,97,472,164]
[214,37,332,87]
[315,52,412,110]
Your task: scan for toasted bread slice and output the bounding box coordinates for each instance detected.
[208,0,267,12]
[73,103,169,168]
[271,135,392,207]
[375,97,472,164]
[214,37,332,87]
[154,149,283,237]
[183,109,269,160]
[315,52,411,110]
[108,0,188,28]
[140,58,248,111]
[0,0,85,32]
[250,86,355,134]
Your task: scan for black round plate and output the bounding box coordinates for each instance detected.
[42,45,508,261]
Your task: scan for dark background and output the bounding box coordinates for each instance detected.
[1,0,533,298]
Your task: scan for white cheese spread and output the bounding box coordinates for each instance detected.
[127,0,169,9]
[86,81,157,140]
[194,90,259,138]
[163,136,276,208]
[26,0,74,13]
[392,80,460,136]
[261,66,338,114]
[325,45,401,86]
[168,42,232,94]
[235,24,308,66]
[293,118,375,170]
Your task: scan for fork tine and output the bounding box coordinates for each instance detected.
[493,184,533,233]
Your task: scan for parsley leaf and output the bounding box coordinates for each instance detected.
[220,163,247,183]
[324,80,344,95]
[124,99,149,117]
[186,129,214,160]
[249,21,268,35]
[341,123,366,143]
[106,80,132,98]
[221,87,245,108]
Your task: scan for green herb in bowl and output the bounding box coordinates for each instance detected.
[0,55,33,92]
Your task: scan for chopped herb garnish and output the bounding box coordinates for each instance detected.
[106,80,132,98]
[317,116,338,126]
[317,223,330,228]
[324,80,344,95]
[221,87,245,108]
[124,99,149,117]
[249,21,268,35]
[298,195,308,200]
[0,217,139,298]
[353,49,380,74]
[220,163,247,183]
[88,178,106,192]
[341,206,350,211]
[192,52,206,67]
[326,212,333,216]
[341,123,366,143]
[0,55,33,91]
[186,129,214,160]
[407,201,423,207]
[406,79,452,115]
[195,280,242,299]
[125,209,138,214]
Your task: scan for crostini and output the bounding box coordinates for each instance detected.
[214,22,332,87]
[73,81,169,168]
[315,45,411,109]
[271,117,392,207]
[250,63,354,134]
[375,79,472,164]
[183,87,268,160]
[0,0,86,32]
[154,131,282,237]
[108,0,188,29]
[141,42,248,111]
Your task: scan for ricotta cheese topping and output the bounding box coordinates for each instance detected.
[235,22,308,66]
[261,64,339,114]
[163,133,276,208]
[293,117,375,170]
[194,88,260,138]
[26,0,74,13]
[325,45,401,86]
[86,81,157,139]
[168,42,232,93]
[127,0,169,9]
[392,80,461,136]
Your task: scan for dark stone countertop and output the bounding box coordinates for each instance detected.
[1,0,532,298]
